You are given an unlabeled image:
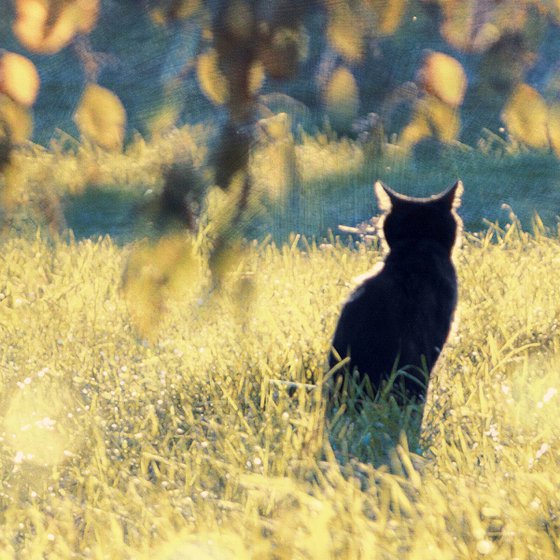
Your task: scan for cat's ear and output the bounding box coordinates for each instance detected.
[436,180,463,210]
[374,180,400,212]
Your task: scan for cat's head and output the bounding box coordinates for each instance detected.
[374,180,463,253]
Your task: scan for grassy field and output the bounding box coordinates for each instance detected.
[3,0,560,554]
[0,127,559,558]
[4,124,560,243]
[0,201,559,557]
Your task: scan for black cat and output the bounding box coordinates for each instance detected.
[329,180,463,403]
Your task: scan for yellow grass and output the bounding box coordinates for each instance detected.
[0,214,559,558]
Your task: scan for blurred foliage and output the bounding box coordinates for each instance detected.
[401,95,461,149]
[547,101,560,157]
[149,0,201,25]
[501,83,549,150]
[122,234,201,339]
[418,51,466,108]
[254,112,298,203]
[73,83,126,151]
[400,50,466,150]
[196,48,229,105]
[437,0,529,52]
[6,0,560,150]
[323,65,360,130]
[0,72,34,225]
[5,0,560,334]
[0,95,33,146]
[369,0,408,36]
[13,0,99,54]
[197,48,264,107]
[0,51,40,108]
[0,51,38,182]
[326,0,408,61]
[326,1,367,62]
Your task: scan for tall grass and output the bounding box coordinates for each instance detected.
[0,213,559,558]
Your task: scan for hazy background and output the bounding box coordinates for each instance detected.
[3,0,560,239]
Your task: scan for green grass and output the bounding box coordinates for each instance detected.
[0,214,559,558]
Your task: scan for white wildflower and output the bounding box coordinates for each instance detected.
[543,387,557,404]
[535,443,550,460]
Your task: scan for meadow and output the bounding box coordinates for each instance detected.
[0,127,559,558]
[8,123,560,243]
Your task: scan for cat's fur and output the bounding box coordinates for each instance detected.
[329,180,463,403]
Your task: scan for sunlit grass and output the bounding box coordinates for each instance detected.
[4,123,560,242]
[0,214,559,558]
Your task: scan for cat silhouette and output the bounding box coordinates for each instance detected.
[329,180,463,404]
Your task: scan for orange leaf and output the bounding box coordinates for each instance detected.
[73,83,126,151]
[323,66,359,129]
[366,0,407,36]
[419,51,467,108]
[501,84,549,149]
[13,0,98,54]
[0,52,40,108]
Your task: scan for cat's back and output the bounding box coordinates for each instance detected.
[329,180,463,399]
[329,265,402,377]
[338,240,457,344]
[383,239,458,307]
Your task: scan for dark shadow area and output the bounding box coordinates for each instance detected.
[62,187,146,243]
